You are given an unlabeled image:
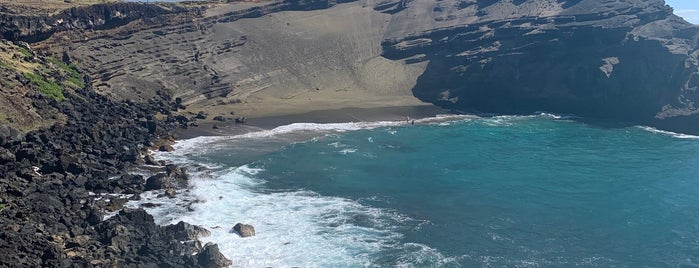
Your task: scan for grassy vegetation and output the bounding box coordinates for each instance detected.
[23,72,65,101]
[16,47,32,58]
[48,57,85,88]
[0,204,4,211]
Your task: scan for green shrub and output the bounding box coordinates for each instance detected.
[66,75,85,88]
[49,57,84,88]
[24,72,65,101]
[16,47,32,58]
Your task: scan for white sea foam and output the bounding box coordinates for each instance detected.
[162,114,474,157]
[164,166,409,267]
[475,113,574,127]
[395,243,462,267]
[338,148,357,155]
[636,126,699,139]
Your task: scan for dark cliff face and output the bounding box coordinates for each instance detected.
[0,2,195,42]
[381,0,699,133]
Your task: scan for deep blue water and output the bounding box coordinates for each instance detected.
[151,115,699,267]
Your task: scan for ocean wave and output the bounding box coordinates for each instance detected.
[475,112,575,127]
[162,114,475,156]
[635,126,699,139]
[129,162,455,267]
[172,166,409,267]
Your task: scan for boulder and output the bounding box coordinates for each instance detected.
[143,154,158,165]
[165,221,211,241]
[0,147,16,164]
[232,223,255,237]
[144,165,188,191]
[144,173,171,191]
[234,117,247,124]
[165,188,176,198]
[158,144,174,152]
[0,125,24,145]
[165,164,188,181]
[197,243,232,268]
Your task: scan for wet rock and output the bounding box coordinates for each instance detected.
[212,116,225,122]
[165,188,176,198]
[158,144,174,152]
[144,173,171,190]
[197,243,232,268]
[144,165,188,191]
[165,221,211,241]
[232,223,255,237]
[143,154,158,165]
[234,117,247,124]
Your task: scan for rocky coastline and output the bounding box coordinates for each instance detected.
[0,47,231,266]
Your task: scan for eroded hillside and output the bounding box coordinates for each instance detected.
[4,0,698,133]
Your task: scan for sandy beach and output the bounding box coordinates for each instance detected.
[175,104,452,139]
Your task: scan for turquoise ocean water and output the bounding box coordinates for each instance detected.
[139,114,699,267]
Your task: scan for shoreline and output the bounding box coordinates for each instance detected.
[175,104,454,140]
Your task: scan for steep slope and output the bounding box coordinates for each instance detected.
[17,0,699,133]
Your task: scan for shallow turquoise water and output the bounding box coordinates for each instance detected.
[153,115,699,267]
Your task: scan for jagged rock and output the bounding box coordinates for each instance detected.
[165,188,177,198]
[165,221,211,241]
[0,147,15,164]
[0,125,24,145]
[0,2,194,42]
[165,164,188,181]
[145,165,188,191]
[144,173,171,190]
[159,144,174,152]
[232,223,255,237]
[197,243,232,268]
[143,154,158,165]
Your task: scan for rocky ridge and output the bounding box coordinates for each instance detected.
[0,2,197,42]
